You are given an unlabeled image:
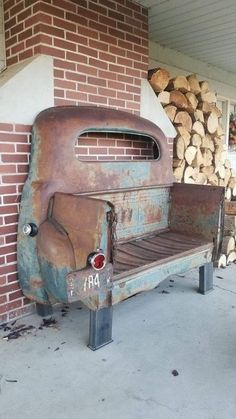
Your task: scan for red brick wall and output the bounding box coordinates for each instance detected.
[0,123,34,323]
[4,0,148,112]
[1,0,149,323]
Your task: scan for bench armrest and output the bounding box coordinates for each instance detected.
[169,183,224,261]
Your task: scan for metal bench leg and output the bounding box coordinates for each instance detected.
[36,302,53,317]
[88,306,113,350]
[199,262,213,294]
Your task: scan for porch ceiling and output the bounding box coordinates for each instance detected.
[136,0,236,74]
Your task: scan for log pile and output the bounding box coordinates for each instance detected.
[148,68,236,267]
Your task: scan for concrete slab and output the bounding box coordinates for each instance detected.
[1,265,236,419]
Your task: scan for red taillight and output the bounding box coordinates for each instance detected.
[88,252,106,270]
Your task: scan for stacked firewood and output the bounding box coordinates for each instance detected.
[148,68,236,266]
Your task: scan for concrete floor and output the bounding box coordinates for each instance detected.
[0,264,236,419]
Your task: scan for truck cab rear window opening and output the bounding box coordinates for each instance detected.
[75,131,160,161]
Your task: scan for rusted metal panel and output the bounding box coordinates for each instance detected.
[170,183,224,261]
[96,187,170,240]
[67,263,113,302]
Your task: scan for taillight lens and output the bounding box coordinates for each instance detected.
[88,252,106,270]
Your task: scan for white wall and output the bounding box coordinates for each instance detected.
[0,55,54,124]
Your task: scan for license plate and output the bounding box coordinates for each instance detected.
[66,263,113,302]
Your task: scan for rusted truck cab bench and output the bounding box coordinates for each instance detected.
[17,106,224,350]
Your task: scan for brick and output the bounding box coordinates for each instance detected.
[5,35,17,48]
[0,263,17,276]
[65,91,87,101]
[9,290,24,301]
[89,147,107,155]
[0,165,17,174]
[54,98,76,106]
[79,84,97,94]
[117,91,133,100]
[2,174,27,184]
[19,48,34,61]
[77,6,98,21]
[108,10,125,22]
[6,249,17,259]
[0,225,17,236]
[108,98,125,108]
[7,56,18,66]
[10,22,24,37]
[108,28,124,39]
[77,64,98,76]
[54,88,64,98]
[53,17,76,33]
[75,147,88,155]
[36,23,64,39]
[41,3,65,18]
[117,4,133,17]
[0,185,17,195]
[108,148,125,155]
[66,12,87,26]
[54,79,76,90]
[66,51,88,64]
[53,0,77,13]
[117,140,132,148]
[87,77,106,87]
[118,39,133,50]
[79,26,99,40]
[99,15,115,28]
[17,7,32,23]
[16,144,31,152]
[2,154,28,163]
[54,38,77,52]
[7,273,17,283]
[89,39,109,52]
[54,69,64,78]
[3,195,20,205]
[5,16,17,31]
[4,214,19,225]
[66,32,87,46]
[0,205,18,215]
[98,0,116,10]
[98,139,116,147]
[39,45,65,59]
[0,144,15,152]
[100,33,117,46]
[89,58,107,70]
[54,59,76,71]
[66,72,86,83]
[88,95,108,105]
[18,28,33,42]
[89,2,108,16]
[109,64,125,74]
[14,124,32,132]
[0,295,7,305]
[98,87,116,98]
[107,80,125,91]
[0,123,14,131]
[17,164,29,173]
[109,45,125,57]
[99,51,116,63]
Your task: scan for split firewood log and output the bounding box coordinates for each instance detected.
[185,145,197,165]
[218,254,227,268]
[225,187,232,201]
[225,159,232,169]
[221,236,235,254]
[224,168,231,186]
[201,165,214,178]
[186,74,201,94]
[215,164,226,180]
[200,80,210,93]
[202,135,214,152]
[208,173,218,186]
[175,136,185,159]
[176,126,191,147]
[192,147,203,168]
[164,105,177,122]
[184,166,198,183]
[193,109,204,123]
[148,68,171,92]
[173,158,185,168]
[199,91,217,104]
[206,112,219,134]
[191,133,202,147]
[173,160,186,182]
[170,90,189,110]
[167,76,190,93]
[174,111,193,132]
[216,124,224,137]
[192,172,207,184]
[192,121,205,137]
[224,215,236,234]
[158,91,170,105]
[186,92,198,110]
[227,251,236,264]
